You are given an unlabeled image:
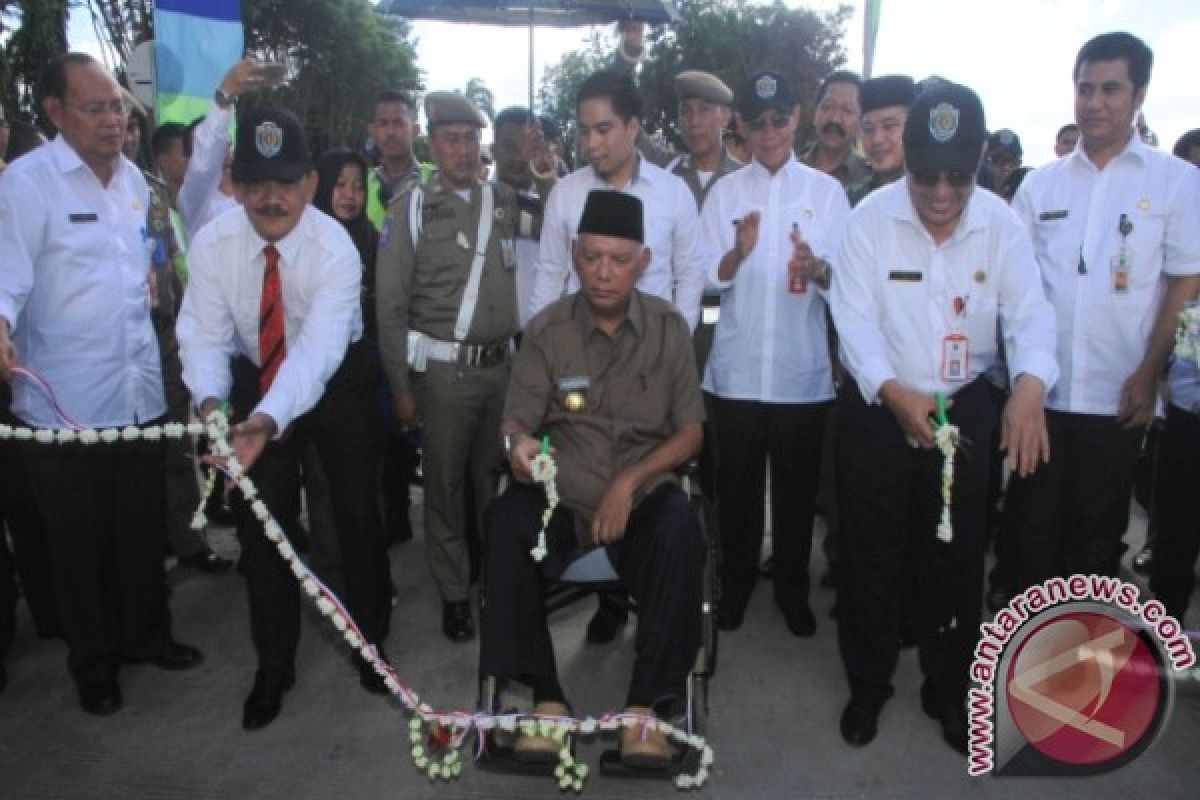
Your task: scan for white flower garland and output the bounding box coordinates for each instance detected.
[934,423,960,543]
[529,446,558,563]
[3,409,715,792]
[1175,302,1200,362]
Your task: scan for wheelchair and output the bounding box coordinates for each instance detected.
[475,462,720,780]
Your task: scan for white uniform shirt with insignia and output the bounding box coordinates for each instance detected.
[1013,133,1200,415]
[830,178,1059,402]
[700,157,849,403]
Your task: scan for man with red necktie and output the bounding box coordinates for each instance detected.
[176,106,391,731]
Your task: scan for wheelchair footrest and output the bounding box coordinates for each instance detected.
[597,746,695,779]
[473,731,565,777]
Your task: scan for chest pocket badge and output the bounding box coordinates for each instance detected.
[556,375,590,412]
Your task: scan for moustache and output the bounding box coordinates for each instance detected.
[822,122,846,137]
[255,204,289,218]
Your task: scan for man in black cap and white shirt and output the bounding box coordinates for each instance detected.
[829,82,1057,753]
[177,106,392,731]
[701,70,850,636]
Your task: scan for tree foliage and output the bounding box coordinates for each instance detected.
[1,0,70,120]
[57,0,418,150]
[463,76,494,123]
[537,0,852,150]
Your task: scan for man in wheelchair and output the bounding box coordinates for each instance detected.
[480,190,706,770]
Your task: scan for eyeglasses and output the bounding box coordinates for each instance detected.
[746,114,791,132]
[66,100,131,118]
[911,169,974,188]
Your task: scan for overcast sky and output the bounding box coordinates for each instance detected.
[69,1,1198,166]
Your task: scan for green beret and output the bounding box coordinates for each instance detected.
[675,70,733,106]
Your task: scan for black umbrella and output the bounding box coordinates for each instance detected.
[376,1,681,109]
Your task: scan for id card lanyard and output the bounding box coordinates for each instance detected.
[941,295,969,383]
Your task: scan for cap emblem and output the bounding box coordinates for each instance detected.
[255,121,283,159]
[755,74,778,99]
[929,102,960,143]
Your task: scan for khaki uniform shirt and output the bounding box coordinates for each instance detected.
[669,148,743,210]
[376,178,519,394]
[504,291,706,534]
[799,142,871,189]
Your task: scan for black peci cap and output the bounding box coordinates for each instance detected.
[232,106,312,184]
[903,82,987,175]
[577,189,644,244]
[861,75,917,114]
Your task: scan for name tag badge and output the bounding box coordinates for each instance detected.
[888,270,923,282]
[556,376,590,412]
[941,334,969,382]
[501,237,516,270]
[1038,210,1069,221]
[68,212,99,223]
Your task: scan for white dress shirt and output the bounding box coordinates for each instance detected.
[176,206,364,434]
[528,156,706,331]
[178,105,238,242]
[0,136,165,428]
[831,179,1059,403]
[1013,134,1200,415]
[701,157,849,403]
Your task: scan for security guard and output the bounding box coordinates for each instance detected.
[829,82,1057,754]
[668,70,742,209]
[376,92,519,643]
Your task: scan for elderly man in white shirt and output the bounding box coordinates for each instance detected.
[177,106,391,732]
[701,70,849,638]
[527,70,706,332]
[1011,32,1200,590]
[0,53,203,716]
[829,82,1057,754]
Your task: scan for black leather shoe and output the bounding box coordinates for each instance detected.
[178,550,234,574]
[79,679,123,716]
[243,670,294,731]
[840,696,883,747]
[442,601,475,642]
[585,603,628,644]
[921,683,968,755]
[153,640,204,671]
[716,603,745,631]
[1132,546,1153,575]
[781,603,817,638]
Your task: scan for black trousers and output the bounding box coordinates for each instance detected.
[229,342,390,684]
[710,394,829,614]
[21,419,171,686]
[1150,404,1200,620]
[479,482,704,711]
[837,378,995,707]
[0,411,58,645]
[1011,410,1143,590]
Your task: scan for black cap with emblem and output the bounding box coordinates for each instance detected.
[577,189,644,244]
[736,70,796,120]
[903,82,987,175]
[232,106,312,184]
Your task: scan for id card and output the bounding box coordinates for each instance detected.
[941,334,969,382]
[1110,253,1130,294]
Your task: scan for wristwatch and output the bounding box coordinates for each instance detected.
[504,432,527,460]
[214,87,236,110]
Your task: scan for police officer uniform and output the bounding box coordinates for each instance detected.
[829,83,1058,752]
[668,70,743,210]
[376,92,519,641]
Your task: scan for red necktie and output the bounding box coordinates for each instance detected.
[258,244,286,396]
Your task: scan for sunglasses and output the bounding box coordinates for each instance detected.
[746,114,791,132]
[911,169,974,187]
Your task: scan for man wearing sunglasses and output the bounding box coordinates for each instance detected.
[700,70,850,637]
[829,82,1058,754]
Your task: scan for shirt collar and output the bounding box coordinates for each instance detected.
[884,177,988,240]
[1070,128,1147,170]
[50,133,130,182]
[748,154,800,181]
[573,289,645,339]
[591,152,645,189]
[249,206,311,266]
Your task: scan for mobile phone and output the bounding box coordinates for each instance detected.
[246,63,287,90]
